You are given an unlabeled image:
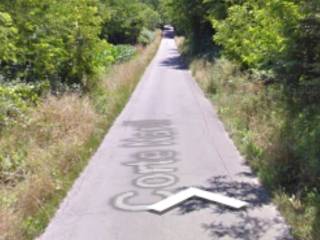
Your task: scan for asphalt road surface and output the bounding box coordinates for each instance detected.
[41,28,292,240]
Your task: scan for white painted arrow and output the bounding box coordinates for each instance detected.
[147,187,248,213]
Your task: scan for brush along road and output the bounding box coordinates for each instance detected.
[41,28,292,240]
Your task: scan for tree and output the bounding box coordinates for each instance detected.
[101,0,145,44]
[287,0,320,87]
[160,0,245,52]
[0,11,18,64]
[141,0,160,10]
[0,0,114,89]
[0,0,162,89]
[212,0,302,68]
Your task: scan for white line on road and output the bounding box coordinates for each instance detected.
[147,187,248,213]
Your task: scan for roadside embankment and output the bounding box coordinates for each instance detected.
[0,32,161,240]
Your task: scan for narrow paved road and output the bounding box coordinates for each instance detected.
[41,28,292,240]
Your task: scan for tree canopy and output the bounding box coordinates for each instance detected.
[0,0,161,89]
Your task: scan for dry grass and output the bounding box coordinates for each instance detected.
[188,57,282,162]
[0,95,97,239]
[0,32,161,240]
[105,47,151,90]
[99,33,161,119]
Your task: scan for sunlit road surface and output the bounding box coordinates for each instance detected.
[41,27,292,240]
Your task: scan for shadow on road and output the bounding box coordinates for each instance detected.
[159,56,187,70]
[162,28,175,39]
[160,27,188,70]
[174,175,293,240]
[176,175,270,215]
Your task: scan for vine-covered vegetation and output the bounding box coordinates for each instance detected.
[164,0,320,239]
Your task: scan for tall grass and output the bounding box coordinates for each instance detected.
[177,38,320,240]
[0,32,161,240]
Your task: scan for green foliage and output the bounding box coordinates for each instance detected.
[278,110,320,192]
[111,45,137,63]
[161,0,212,36]
[0,33,160,240]
[141,0,160,10]
[0,0,161,90]
[0,0,114,89]
[0,83,45,184]
[161,0,230,52]
[138,28,155,46]
[101,0,159,44]
[0,11,18,62]
[173,0,320,198]
[101,0,143,44]
[0,141,27,184]
[0,83,48,130]
[212,0,302,68]
[141,6,161,30]
[283,0,320,92]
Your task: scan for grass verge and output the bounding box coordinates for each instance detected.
[0,32,161,240]
[176,37,320,240]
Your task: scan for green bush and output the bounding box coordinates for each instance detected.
[284,1,320,91]
[0,142,27,185]
[0,0,114,88]
[0,0,162,91]
[111,45,137,63]
[141,6,161,30]
[212,0,302,68]
[279,110,320,192]
[138,28,155,46]
[0,11,18,63]
[101,0,160,45]
[161,0,214,48]
[102,0,145,44]
[0,83,48,130]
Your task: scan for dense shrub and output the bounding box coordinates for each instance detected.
[0,0,114,89]
[141,6,161,30]
[101,0,159,44]
[138,28,155,46]
[101,0,143,44]
[0,11,18,63]
[0,0,161,90]
[111,45,137,63]
[212,0,302,68]
[283,0,320,98]
[142,0,160,10]
[166,0,213,46]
